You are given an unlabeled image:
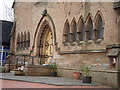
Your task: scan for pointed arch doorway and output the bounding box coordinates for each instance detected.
[39,24,53,64]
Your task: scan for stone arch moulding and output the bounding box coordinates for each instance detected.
[63,19,70,43]
[94,11,105,40]
[85,13,94,40]
[31,14,57,56]
[77,15,85,41]
[85,13,93,23]
[94,10,105,25]
[70,17,77,42]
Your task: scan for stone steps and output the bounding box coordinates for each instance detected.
[23,65,52,76]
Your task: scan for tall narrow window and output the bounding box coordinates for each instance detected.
[63,20,70,43]
[24,32,26,48]
[86,16,93,40]
[17,33,20,51]
[95,14,104,39]
[20,32,24,49]
[26,31,30,48]
[71,18,77,43]
[78,17,85,41]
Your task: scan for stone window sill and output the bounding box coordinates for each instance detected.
[71,42,77,46]
[63,42,70,46]
[95,39,102,43]
[77,41,84,45]
[86,40,93,44]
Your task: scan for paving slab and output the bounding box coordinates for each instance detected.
[0,73,103,86]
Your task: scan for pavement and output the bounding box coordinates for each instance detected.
[0,73,104,86]
[1,79,113,88]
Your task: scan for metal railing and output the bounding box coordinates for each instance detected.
[15,55,42,68]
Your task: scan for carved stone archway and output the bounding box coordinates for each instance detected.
[33,16,56,64]
[39,23,53,64]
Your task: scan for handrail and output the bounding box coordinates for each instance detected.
[15,55,41,68]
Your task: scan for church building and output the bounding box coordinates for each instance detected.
[9,2,120,87]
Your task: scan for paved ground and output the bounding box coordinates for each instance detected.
[0,73,113,88]
[1,79,112,88]
[0,73,103,86]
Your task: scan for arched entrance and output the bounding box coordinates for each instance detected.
[39,24,53,64]
[33,14,56,65]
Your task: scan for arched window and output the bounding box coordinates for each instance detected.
[95,14,104,39]
[20,32,24,49]
[70,18,77,43]
[24,32,26,48]
[78,17,85,41]
[26,31,30,48]
[63,20,70,43]
[86,16,93,40]
[17,33,20,51]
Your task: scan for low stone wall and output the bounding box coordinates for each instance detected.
[57,68,120,88]
[57,68,75,78]
[92,70,120,88]
[23,65,52,76]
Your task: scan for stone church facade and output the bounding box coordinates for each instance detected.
[9,2,120,87]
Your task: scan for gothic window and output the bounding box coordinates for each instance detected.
[63,20,70,43]
[70,18,77,43]
[24,32,26,48]
[86,16,93,40]
[26,31,30,48]
[17,33,20,51]
[95,14,104,39]
[78,17,85,41]
[20,32,24,49]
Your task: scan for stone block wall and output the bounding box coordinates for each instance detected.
[11,2,120,87]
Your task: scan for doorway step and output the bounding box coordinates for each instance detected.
[23,65,52,76]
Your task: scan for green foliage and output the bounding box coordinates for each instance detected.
[82,65,91,76]
[51,62,58,72]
